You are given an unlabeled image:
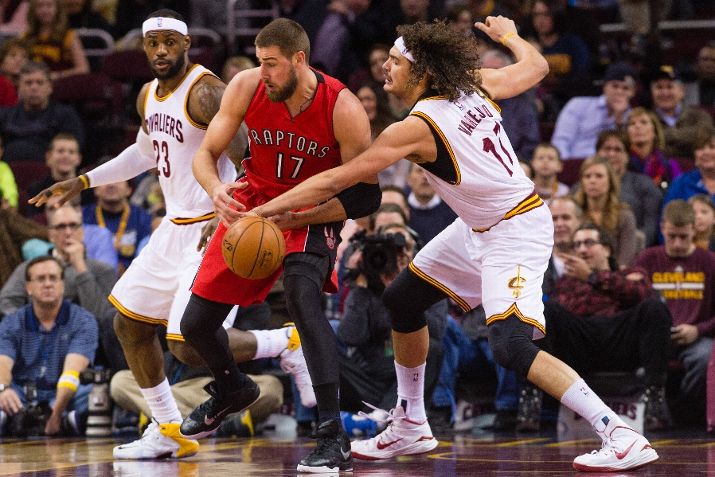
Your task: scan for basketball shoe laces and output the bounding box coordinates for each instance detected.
[585,427,631,459]
[357,402,401,430]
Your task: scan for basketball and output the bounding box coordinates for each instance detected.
[221,216,286,279]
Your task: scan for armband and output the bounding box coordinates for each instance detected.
[57,370,80,392]
[79,174,90,190]
[335,182,381,219]
[498,31,517,46]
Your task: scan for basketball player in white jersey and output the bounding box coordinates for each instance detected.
[245,17,659,473]
[29,9,317,460]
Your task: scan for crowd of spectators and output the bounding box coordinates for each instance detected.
[0,0,713,439]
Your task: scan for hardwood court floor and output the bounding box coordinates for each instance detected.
[0,428,713,476]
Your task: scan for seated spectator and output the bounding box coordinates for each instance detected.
[0,38,29,90]
[434,305,520,431]
[0,61,84,163]
[529,143,569,201]
[0,205,120,369]
[626,107,682,191]
[634,200,715,420]
[551,62,636,160]
[26,133,92,217]
[541,224,672,431]
[407,164,457,245]
[220,55,255,84]
[337,223,446,414]
[543,196,583,297]
[0,42,19,107]
[61,0,111,31]
[523,0,592,115]
[0,138,18,208]
[596,130,662,247]
[370,202,407,233]
[356,83,406,188]
[684,41,715,108]
[111,350,283,438]
[664,129,715,206]
[23,0,90,81]
[0,0,28,35]
[689,194,715,250]
[650,64,714,159]
[0,255,98,436]
[480,49,540,162]
[82,180,152,275]
[0,206,46,289]
[573,156,640,267]
[380,184,409,219]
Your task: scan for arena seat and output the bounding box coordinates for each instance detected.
[52,72,123,120]
[558,158,585,186]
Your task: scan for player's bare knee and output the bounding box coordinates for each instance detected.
[168,340,204,366]
[487,315,539,379]
[113,313,155,344]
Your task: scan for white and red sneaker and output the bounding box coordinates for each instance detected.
[350,405,438,460]
[573,425,658,472]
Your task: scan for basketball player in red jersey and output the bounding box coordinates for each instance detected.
[179,18,378,473]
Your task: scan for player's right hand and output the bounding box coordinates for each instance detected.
[28,177,84,208]
[210,180,248,226]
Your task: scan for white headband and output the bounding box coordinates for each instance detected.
[142,17,188,36]
[394,36,414,63]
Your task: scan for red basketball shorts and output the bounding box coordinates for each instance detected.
[191,181,342,306]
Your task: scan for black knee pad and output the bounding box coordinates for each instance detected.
[487,316,540,379]
[383,267,446,334]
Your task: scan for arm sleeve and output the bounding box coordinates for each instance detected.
[85,130,156,188]
[0,311,19,361]
[74,261,117,321]
[550,99,580,159]
[616,208,639,268]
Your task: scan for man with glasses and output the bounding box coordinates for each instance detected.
[540,223,673,431]
[0,205,120,368]
[0,255,98,436]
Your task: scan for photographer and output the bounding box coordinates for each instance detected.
[337,224,447,414]
[0,256,97,436]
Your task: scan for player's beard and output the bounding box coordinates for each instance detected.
[266,66,298,103]
[151,53,186,80]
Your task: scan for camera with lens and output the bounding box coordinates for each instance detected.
[80,368,113,437]
[8,383,52,437]
[349,230,406,292]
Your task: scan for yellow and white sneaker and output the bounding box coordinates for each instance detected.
[280,324,317,408]
[113,420,199,459]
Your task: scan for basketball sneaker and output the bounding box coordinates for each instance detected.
[296,418,353,473]
[350,405,438,460]
[279,325,317,408]
[572,425,658,471]
[180,379,260,439]
[113,419,199,459]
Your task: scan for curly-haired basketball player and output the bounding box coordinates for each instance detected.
[248,17,659,473]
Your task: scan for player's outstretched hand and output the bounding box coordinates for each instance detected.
[28,177,84,209]
[474,15,517,44]
[197,216,219,252]
[210,180,248,226]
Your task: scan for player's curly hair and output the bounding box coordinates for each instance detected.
[397,21,482,101]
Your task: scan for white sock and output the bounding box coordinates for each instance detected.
[140,378,182,423]
[249,327,291,359]
[561,378,626,436]
[395,361,427,422]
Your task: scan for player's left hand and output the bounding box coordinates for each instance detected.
[197,216,219,252]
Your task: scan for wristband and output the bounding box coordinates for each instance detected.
[57,370,80,392]
[498,31,517,46]
[79,174,90,190]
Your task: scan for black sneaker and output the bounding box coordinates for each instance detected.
[643,385,672,431]
[180,379,260,439]
[296,418,353,473]
[515,384,542,432]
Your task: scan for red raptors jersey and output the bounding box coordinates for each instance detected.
[243,69,344,198]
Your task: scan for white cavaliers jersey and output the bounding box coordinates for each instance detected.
[143,64,235,219]
[410,90,537,230]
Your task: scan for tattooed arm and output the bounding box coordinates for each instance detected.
[187,74,249,169]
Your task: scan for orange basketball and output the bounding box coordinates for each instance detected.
[221,216,286,279]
